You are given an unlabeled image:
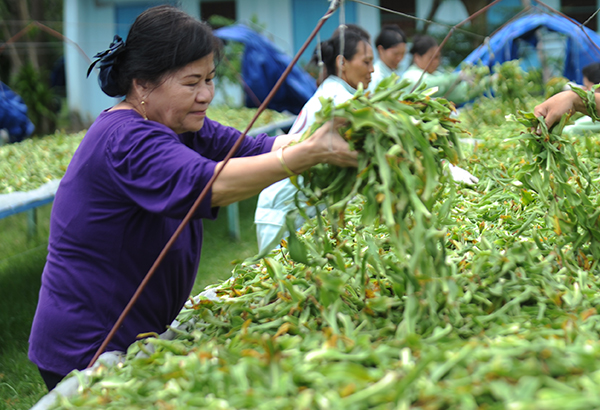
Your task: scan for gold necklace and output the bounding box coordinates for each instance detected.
[122,99,148,120]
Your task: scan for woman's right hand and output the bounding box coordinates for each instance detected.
[533,90,582,128]
[306,118,358,168]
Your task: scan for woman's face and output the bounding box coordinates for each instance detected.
[340,41,374,90]
[145,54,215,134]
[414,47,441,74]
[378,42,406,71]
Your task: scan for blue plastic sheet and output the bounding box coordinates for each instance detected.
[214,24,317,115]
[0,81,34,143]
[461,11,600,84]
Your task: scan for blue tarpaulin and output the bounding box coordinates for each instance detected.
[0,81,34,143]
[214,24,317,115]
[462,11,600,84]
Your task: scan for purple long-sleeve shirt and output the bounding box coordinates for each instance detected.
[29,109,275,375]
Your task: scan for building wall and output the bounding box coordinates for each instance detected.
[415,0,466,31]
[63,0,584,123]
[64,0,297,122]
[235,0,379,58]
[64,0,115,125]
[357,0,381,41]
[237,0,294,55]
[416,0,563,33]
[64,0,381,122]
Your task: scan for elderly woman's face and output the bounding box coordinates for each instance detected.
[146,54,215,134]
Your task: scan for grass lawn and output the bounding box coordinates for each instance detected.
[0,196,260,410]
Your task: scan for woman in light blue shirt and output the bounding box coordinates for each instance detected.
[368,25,406,93]
[401,34,471,105]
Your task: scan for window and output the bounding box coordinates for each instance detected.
[379,0,416,37]
[201,1,237,28]
[562,0,597,31]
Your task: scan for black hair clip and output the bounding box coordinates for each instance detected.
[87,35,126,97]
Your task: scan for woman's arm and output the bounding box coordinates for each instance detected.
[534,90,590,128]
[211,120,357,207]
[427,71,460,95]
[269,133,300,151]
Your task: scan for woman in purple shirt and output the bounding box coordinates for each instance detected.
[29,5,357,391]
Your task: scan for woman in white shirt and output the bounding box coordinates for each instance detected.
[401,34,471,105]
[255,29,374,253]
[368,25,406,93]
[309,24,371,88]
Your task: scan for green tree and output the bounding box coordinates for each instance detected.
[0,0,63,75]
[0,0,64,136]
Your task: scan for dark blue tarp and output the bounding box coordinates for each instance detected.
[461,12,600,84]
[214,24,317,115]
[0,82,34,143]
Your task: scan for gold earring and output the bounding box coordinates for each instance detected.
[140,100,148,120]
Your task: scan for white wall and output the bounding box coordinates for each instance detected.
[235,0,381,57]
[64,0,119,125]
[236,0,294,55]
[434,0,469,27]
[356,0,380,41]
[416,0,469,33]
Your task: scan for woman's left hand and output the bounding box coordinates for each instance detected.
[306,118,358,168]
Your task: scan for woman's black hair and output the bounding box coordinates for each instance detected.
[375,25,406,50]
[332,24,371,42]
[308,25,369,72]
[583,62,600,84]
[105,5,222,97]
[409,34,438,56]
[315,30,369,80]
